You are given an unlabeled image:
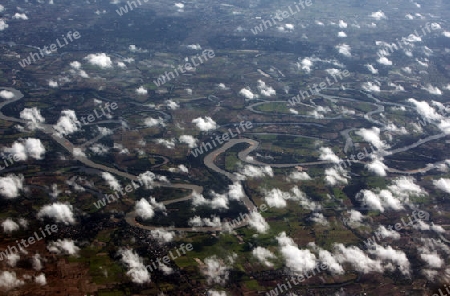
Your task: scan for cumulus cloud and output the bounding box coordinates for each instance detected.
[84,53,113,68]
[366,156,388,176]
[144,117,166,127]
[35,274,46,286]
[338,20,347,28]
[355,127,389,151]
[0,271,24,290]
[336,44,351,57]
[135,197,166,220]
[363,81,381,92]
[101,172,121,191]
[53,110,81,137]
[47,239,80,255]
[188,216,222,228]
[299,58,313,73]
[370,11,387,20]
[119,249,151,284]
[2,218,19,234]
[252,246,276,267]
[319,147,341,164]
[149,229,175,244]
[192,192,229,210]
[324,166,348,186]
[239,88,256,100]
[0,174,24,199]
[12,13,28,20]
[155,138,176,149]
[310,212,329,226]
[192,116,217,131]
[378,56,393,66]
[166,100,179,110]
[238,164,273,179]
[3,138,46,161]
[286,171,312,182]
[136,86,147,95]
[179,135,198,148]
[228,182,245,201]
[434,178,450,194]
[0,90,15,99]
[277,232,317,274]
[366,64,378,74]
[203,256,229,285]
[337,31,347,38]
[0,20,8,31]
[248,211,270,233]
[257,80,276,97]
[423,84,442,95]
[20,107,45,129]
[37,203,76,225]
[137,171,167,189]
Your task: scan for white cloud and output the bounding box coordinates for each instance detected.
[0,174,24,199]
[0,90,15,99]
[144,117,165,128]
[101,172,121,191]
[203,256,229,285]
[0,20,8,31]
[20,107,45,129]
[277,232,317,274]
[2,218,19,234]
[338,20,347,28]
[35,274,46,286]
[286,171,312,182]
[257,80,276,97]
[119,248,151,284]
[238,164,273,179]
[84,53,113,69]
[337,31,347,38]
[378,56,393,66]
[319,147,341,164]
[53,110,80,137]
[0,271,24,290]
[47,239,80,255]
[336,44,351,57]
[149,229,175,244]
[434,178,450,194]
[248,211,269,233]
[252,246,276,267]
[239,88,255,100]
[37,203,76,225]
[179,135,198,148]
[423,84,442,95]
[136,86,147,95]
[370,11,387,20]
[366,64,378,74]
[324,166,348,186]
[12,13,28,20]
[135,197,166,220]
[355,127,389,151]
[3,138,46,161]
[192,116,217,131]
